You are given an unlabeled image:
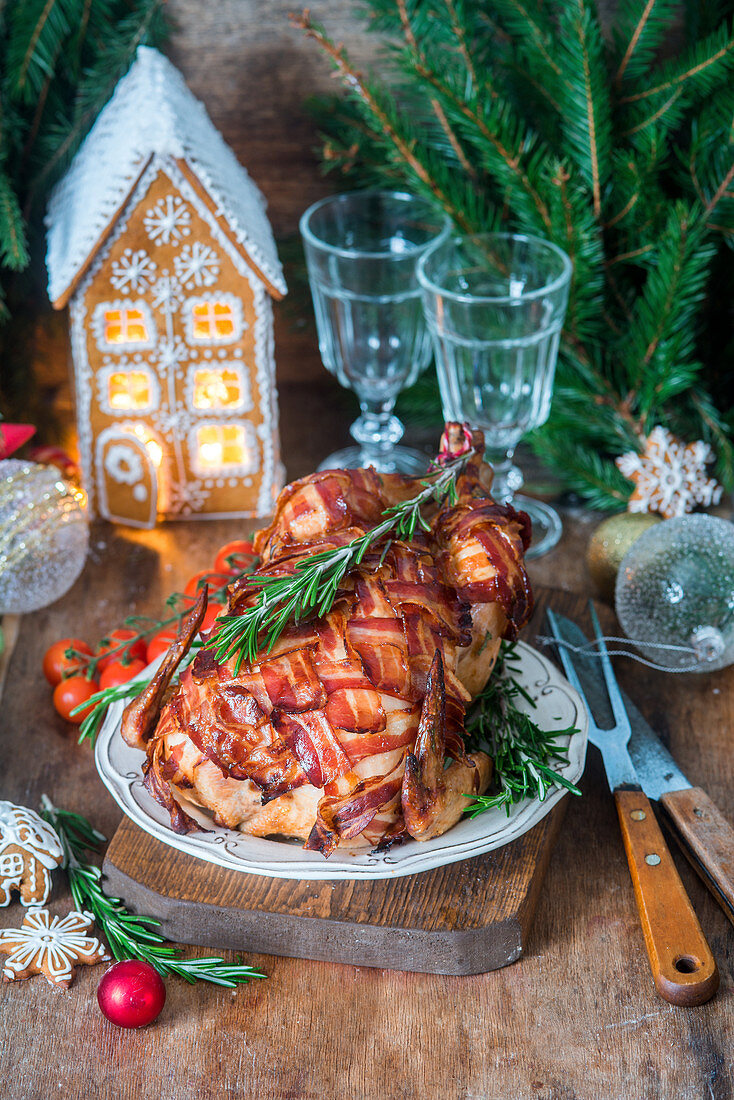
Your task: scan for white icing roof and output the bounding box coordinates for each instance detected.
[46,46,286,304]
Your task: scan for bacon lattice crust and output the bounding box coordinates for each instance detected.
[121,425,533,856]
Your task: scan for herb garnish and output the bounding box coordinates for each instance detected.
[464,642,582,815]
[40,797,266,988]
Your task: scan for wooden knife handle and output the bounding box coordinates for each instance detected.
[615,789,719,1006]
[661,787,734,927]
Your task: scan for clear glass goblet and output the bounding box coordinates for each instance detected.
[417,232,572,558]
[300,190,449,474]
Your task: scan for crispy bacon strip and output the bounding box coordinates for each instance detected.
[121,589,207,750]
[305,756,406,856]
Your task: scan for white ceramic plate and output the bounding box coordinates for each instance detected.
[95,641,588,880]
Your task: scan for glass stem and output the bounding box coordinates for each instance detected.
[484,446,523,503]
[350,397,404,467]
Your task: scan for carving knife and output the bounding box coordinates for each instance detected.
[551,611,734,927]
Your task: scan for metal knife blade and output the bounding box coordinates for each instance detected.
[550,613,691,801]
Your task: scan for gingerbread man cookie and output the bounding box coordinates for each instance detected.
[0,908,110,987]
[0,801,64,907]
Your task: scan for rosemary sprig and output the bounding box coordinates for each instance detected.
[464,642,582,816]
[40,797,266,988]
[213,454,469,673]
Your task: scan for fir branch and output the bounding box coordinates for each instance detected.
[0,169,30,270]
[40,798,266,987]
[213,452,471,672]
[464,642,582,815]
[613,0,679,85]
[291,11,479,233]
[554,0,612,218]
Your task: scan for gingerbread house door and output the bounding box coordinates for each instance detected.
[95,427,158,528]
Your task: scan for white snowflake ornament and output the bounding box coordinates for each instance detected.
[110,248,156,293]
[174,242,220,288]
[0,908,109,987]
[616,426,723,519]
[143,195,192,245]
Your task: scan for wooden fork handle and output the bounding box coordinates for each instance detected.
[615,789,719,1006]
[661,787,734,927]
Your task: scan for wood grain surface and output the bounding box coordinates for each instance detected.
[0,450,732,1099]
[103,800,565,976]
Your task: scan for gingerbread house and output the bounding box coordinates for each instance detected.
[45,47,286,527]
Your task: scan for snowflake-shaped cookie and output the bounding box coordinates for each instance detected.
[0,801,63,907]
[144,195,192,245]
[174,242,220,289]
[111,248,157,294]
[0,908,109,987]
[616,426,723,519]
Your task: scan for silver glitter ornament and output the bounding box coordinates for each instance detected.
[615,514,734,672]
[0,461,89,614]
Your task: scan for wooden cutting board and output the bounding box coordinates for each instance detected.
[102,587,575,975]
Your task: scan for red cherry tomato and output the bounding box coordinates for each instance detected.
[43,639,93,686]
[200,602,225,634]
[96,629,147,671]
[213,540,257,575]
[145,629,178,664]
[183,571,231,599]
[53,675,99,723]
[99,658,147,692]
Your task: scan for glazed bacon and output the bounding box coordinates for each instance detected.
[123,424,533,855]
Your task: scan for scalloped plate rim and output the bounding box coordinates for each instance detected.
[94,641,588,881]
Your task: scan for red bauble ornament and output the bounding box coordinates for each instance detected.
[97,960,166,1028]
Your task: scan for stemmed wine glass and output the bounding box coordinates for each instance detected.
[417,232,572,558]
[300,190,449,474]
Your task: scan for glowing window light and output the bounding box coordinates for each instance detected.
[131,424,164,467]
[108,371,152,410]
[196,424,249,469]
[192,368,242,410]
[190,301,236,340]
[104,308,150,345]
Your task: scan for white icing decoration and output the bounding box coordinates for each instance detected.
[150,272,183,309]
[182,291,244,347]
[133,484,148,502]
[0,908,109,985]
[96,363,160,416]
[104,442,144,485]
[143,194,191,244]
[174,241,220,288]
[0,802,64,908]
[188,419,258,478]
[91,299,156,353]
[110,248,156,293]
[185,362,251,414]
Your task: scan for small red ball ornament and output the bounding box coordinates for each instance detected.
[97,960,166,1028]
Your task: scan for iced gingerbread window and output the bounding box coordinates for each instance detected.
[99,364,159,415]
[92,301,156,352]
[190,421,258,476]
[183,293,244,346]
[187,364,250,412]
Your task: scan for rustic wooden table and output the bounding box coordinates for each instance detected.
[1,384,732,1100]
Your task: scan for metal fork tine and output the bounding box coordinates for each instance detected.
[545,609,601,736]
[588,601,630,734]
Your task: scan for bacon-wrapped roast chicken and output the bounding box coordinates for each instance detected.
[121,424,533,856]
